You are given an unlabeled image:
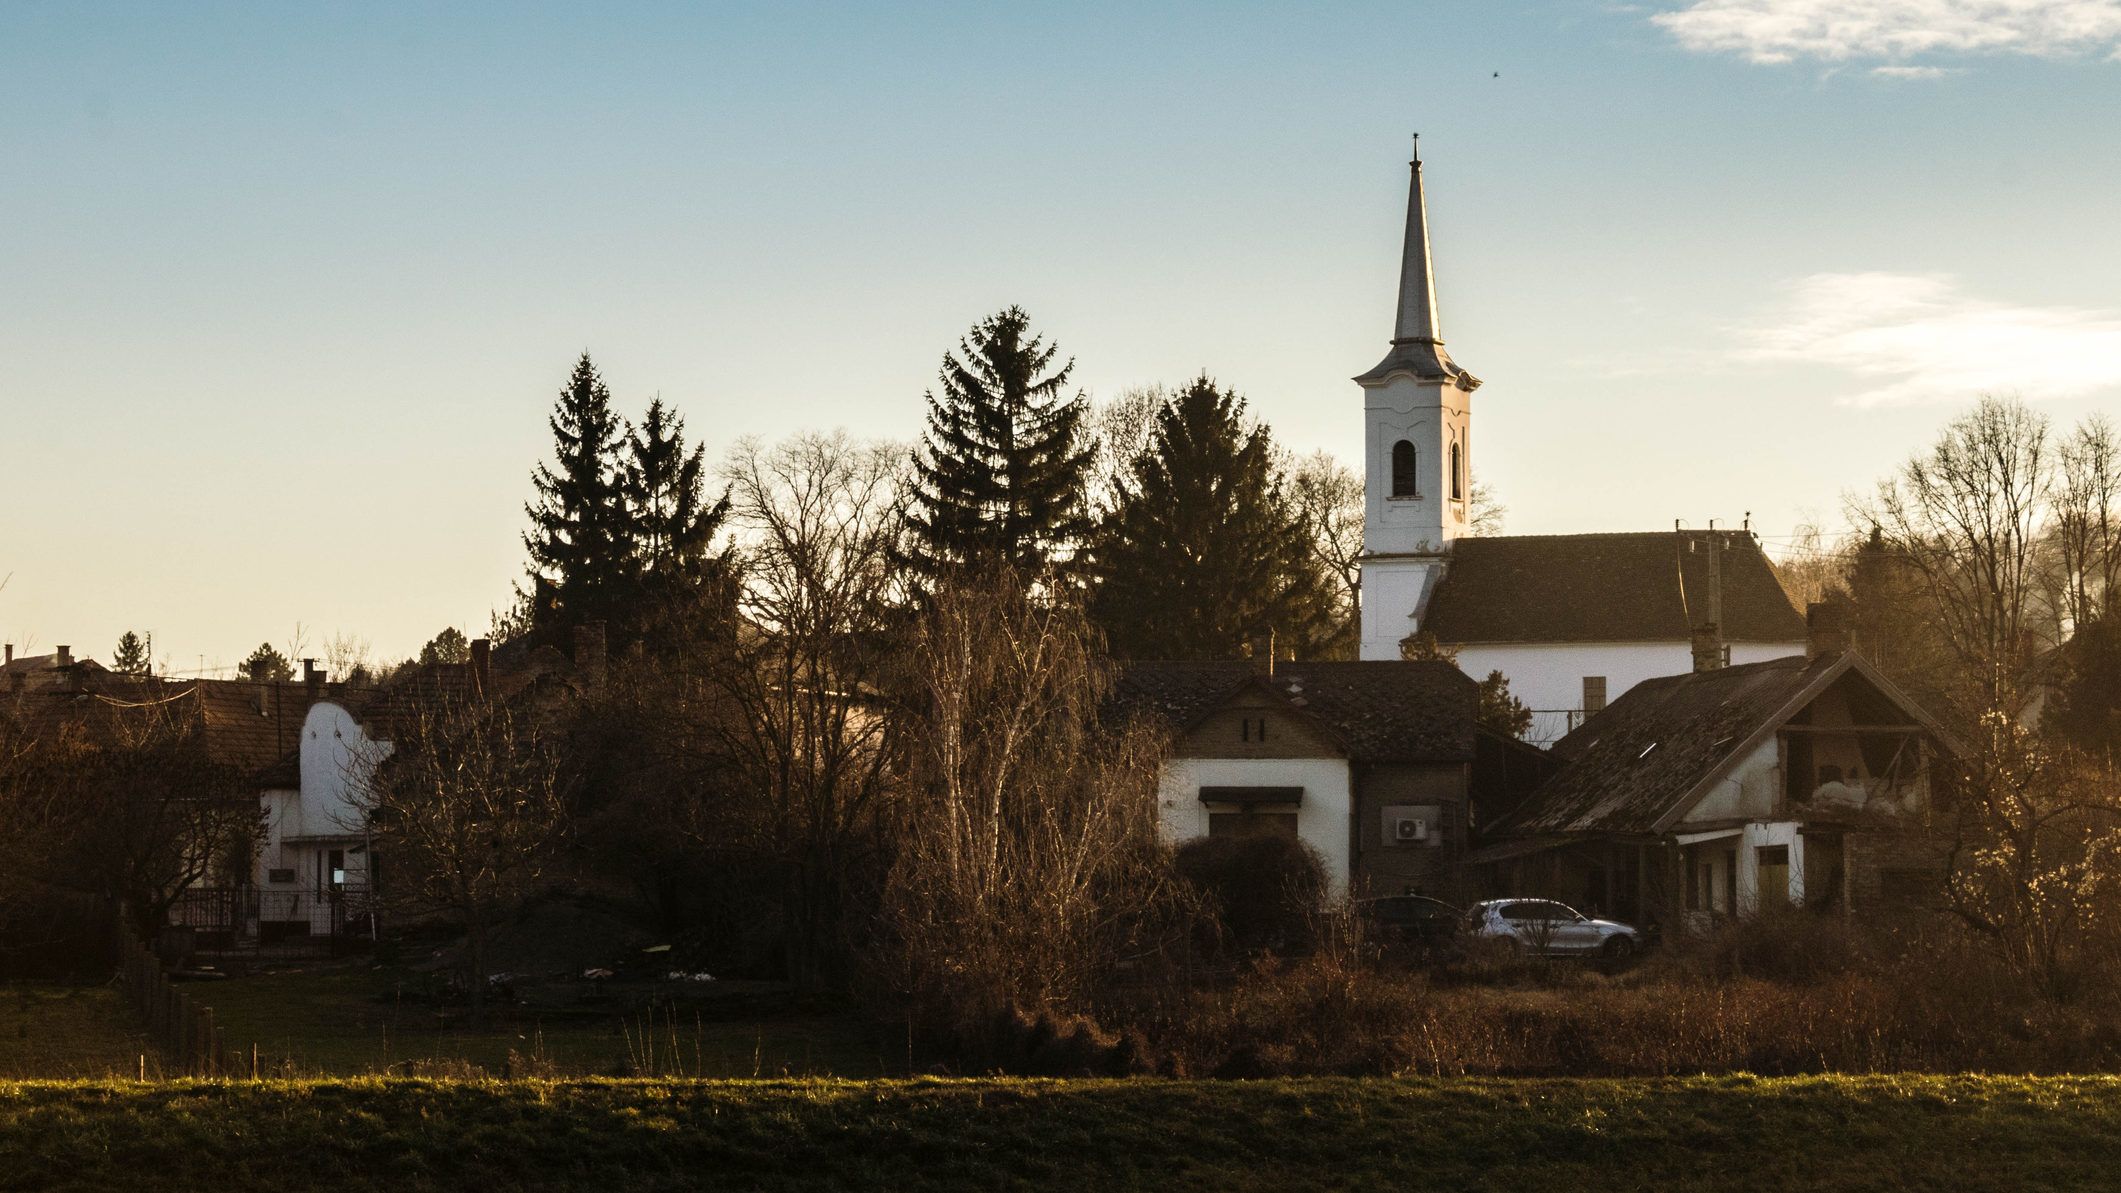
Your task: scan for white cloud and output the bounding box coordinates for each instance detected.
[1870,63,1957,75]
[1654,0,2121,64]
[1738,272,2121,405]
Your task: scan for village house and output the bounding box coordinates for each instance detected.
[1351,144,1806,744]
[1471,605,1962,934]
[1114,658,1550,899]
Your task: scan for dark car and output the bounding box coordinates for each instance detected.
[1360,895,1462,957]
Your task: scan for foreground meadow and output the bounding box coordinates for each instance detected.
[1,1074,2118,1193]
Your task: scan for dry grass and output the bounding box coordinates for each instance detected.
[0,985,156,1080]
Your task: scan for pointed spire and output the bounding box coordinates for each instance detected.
[1355,138,1478,389]
[1395,134,1442,345]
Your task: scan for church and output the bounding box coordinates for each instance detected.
[1353,143,1806,744]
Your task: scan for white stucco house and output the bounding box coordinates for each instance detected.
[1114,659,1516,901]
[1351,143,1806,745]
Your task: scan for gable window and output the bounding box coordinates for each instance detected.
[1449,440,1464,501]
[1239,716,1269,742]
[1390,440,1418,498]
[1582,676,1607,716]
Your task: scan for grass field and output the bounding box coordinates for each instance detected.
[0,986,153,1080]
[199,963,889,1077]
[0,1074,2116,1192]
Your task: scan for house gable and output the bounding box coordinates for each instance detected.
[1176,687,1345,761]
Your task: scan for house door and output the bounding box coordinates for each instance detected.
[1756,845,1790,910]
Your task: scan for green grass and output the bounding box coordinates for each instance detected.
[0,1074,2118,1192]
[200,962,889,1077]
[0,987,153,1080]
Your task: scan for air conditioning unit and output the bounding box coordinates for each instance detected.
[1394,817,1428,844]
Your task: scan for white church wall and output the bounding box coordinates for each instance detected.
[1157,757,1354,895]
[1453,640,1805,746]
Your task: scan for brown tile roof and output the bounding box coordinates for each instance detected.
[10,675,366,782]
[1113,660,1477,761]
[1491,652,1952,837]
[1421,531,1807,646]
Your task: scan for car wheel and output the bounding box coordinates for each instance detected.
[1602,936,1636,961]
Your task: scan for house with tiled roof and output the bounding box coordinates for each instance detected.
[1350,146,1805,745]
[1114,658,1553,898]
[1469,609,1962,933]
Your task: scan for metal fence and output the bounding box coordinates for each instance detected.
[165,885,374,955]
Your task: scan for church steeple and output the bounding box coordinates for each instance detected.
[1355,139,1481,660]
[1355,136,1479,390]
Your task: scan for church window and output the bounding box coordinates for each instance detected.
[1449,440,1464,501]
[1390,440,1418,497]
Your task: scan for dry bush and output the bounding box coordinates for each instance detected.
[1173,833,1327,957]
[1141,914,2121,1077]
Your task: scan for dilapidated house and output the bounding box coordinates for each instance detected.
[1471,637,1962,934]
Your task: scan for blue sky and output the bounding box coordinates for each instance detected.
[4,1,2120,671]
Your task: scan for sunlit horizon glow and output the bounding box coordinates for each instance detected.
[2,2,2118,672]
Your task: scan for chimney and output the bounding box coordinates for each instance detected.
[470,638,493,696]
[4,644,12,666]
[1691,624,1726,673]
[1246,630,1276,676]
[55,645,72,669]
[1807,600,1851,659]
[572,622,607,686]
[302,658,323,698]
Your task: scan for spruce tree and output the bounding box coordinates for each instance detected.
[1087,376,1332,660]
[239,642,294,681]
[621,397,732,627]
[523,353,630,637]
[112,630,153,676]
[905,307,1095,582]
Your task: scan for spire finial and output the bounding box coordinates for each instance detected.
[1411,132,1420,164]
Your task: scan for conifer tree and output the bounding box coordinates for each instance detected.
[112,630,153,676]
[1087,376,1332,660]
[905,307,1095,582]
[623,398,728,579]
[523,353,630,636]
[239,642,294,682]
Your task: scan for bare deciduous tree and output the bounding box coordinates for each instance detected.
[1851,395,2056,721]
[1289,451,1365,657]
[353,688,569,1025]
[2054,414,2121,631]
[880,569,1187,1017]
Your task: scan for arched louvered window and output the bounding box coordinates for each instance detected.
[1390,440,1418,498]
[1449,440,1464,501]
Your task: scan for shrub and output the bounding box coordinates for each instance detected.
[1174,834,1327,956]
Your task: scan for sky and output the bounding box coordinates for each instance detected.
[4,0,2120,674]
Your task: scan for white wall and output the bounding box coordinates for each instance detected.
[1680,738,1781,824]
[1452,640,1804,745]
[1158,757,1354,895]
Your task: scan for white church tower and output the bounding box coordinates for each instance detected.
[1356,138,1481,661]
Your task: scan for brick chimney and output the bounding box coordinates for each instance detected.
[572,622,607,686]
[470,638,493,696]
[55,645,72,669]
[1246,630,1276,677]
[302,658,323,699]
[4,644,12,666]
[1807,600,1851,659]
[1690,624,1726,673]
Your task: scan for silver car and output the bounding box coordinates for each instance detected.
[1465,898,1641,959]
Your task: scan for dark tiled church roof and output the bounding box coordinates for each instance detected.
[1112,660,1477,761]
[1420,531,1807,646]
